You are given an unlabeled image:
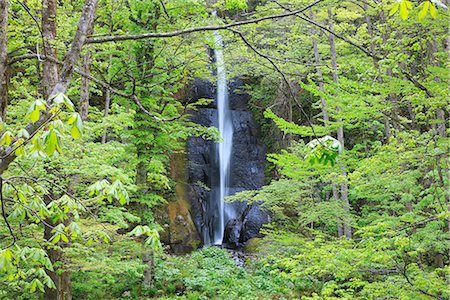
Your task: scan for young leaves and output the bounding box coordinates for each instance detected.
[389,0,439,20]
[305,136,342,166]
[26,99,46,123]
[129,225,162,251]
[43,129,62,156]
[51,93,74,111]
[67,113,83,139]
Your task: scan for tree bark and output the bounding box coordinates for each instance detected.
[0,0,8,122]
[101,88,111,144]
[309,8,328,125]
[328,8,351,239]
[42,0,59,99]
[142,249,155,288]
[79,52,91,120]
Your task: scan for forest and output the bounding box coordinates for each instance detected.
[0,0,449,299]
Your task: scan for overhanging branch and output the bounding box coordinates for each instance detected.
[85,0,323,44]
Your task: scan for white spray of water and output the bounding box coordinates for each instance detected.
[211,11,234,245]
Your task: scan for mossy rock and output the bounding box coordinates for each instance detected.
[244,237,262,253]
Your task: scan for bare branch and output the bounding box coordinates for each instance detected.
[85,0,323,44]
[0,177,17,249]
[229,28,323,142]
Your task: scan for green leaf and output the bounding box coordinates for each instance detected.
[0,249,15,272]
[418,1,429,20]
[51,234,61,244]
[429,2,437,18]
[68,113,83,139]
[0,131,13,146]
[44,130,61,156]
[70,125,82,139]
[389,3,399,16]
[399,1,410,19]
[30,278,44,293]
[61,234,69,243]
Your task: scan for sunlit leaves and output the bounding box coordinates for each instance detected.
[0,248,15,272]
[67,113,83,139]
[26,99,46,123]
[129,225,162,251]
[305,136,342,166]
[0,131,13,146]
[88,179,130,205]
[43,129,62,156]
[0,246,55,294]
[51,93,74,111]
[388,0,412,19]
[418,1,438,19]
[389,0,440,20]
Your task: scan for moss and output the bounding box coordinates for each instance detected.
[244,237,262,253]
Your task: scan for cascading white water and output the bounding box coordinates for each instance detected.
[210,12,234,245]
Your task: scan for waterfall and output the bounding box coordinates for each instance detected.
[206,12,234,245]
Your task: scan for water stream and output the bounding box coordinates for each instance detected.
[204,13,234,245]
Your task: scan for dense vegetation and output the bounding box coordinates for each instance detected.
[0,0,448,299]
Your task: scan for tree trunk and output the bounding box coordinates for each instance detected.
[101,88,111,144]
[364,5,391,143]
[309,8,328,125]
[41,1,72,298]
[142,249,155,288]
[39,1,98,298]
[43,196,72,300]
[328,8,351,239]
[79,52,91,120]
[42,0,59,99]
[0,0,8,122]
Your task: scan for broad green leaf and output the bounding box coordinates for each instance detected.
[419,1,430,19]
[61,234,69,243]
[0,131,13,146]
[399,1,410,19]
[0,249,15,272]
[389,3,399,15]
[51,234,61,244]
[71,125,82,139]
[429,2,437,17]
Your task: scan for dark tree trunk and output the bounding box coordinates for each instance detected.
[79,52,91,120]
[43,196,72,300]
[0,0,8,122]
[42,0,59,99]
[101,88,111,144]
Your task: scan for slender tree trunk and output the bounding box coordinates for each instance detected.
[39,1,98,298]
[309,8,328,125]
[42,0,59,99]
[41,1,73,299]
[43,195,72,300]
[328,8,351,239]
[79,52,91,120]
[364,5,391,143]
[142,248,155,288]
[101,88,111,144]
[0,0,8,122]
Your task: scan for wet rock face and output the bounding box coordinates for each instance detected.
[186,78,269,247]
